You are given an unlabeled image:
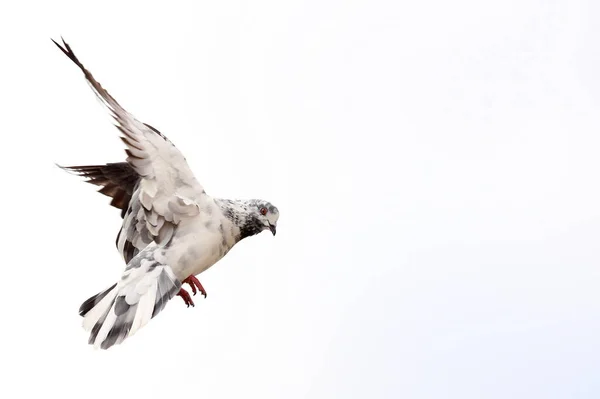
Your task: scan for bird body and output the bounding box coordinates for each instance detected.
[54,38,279,349]
[155,198,239,280]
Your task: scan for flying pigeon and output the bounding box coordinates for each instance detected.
[53,38,279,350]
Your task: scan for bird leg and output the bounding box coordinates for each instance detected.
[183,275,207,298]
[177,288,195,307]
[176,276,207,307]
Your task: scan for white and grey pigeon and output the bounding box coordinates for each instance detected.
[53,38,279,350]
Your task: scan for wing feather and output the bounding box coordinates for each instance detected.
[54,38,205,252]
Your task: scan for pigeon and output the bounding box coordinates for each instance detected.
[53,38,279,350]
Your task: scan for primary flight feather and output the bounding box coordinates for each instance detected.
[54,38,279,350]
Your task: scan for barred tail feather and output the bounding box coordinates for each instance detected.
[79,283,117,317]
[80,255,181,350]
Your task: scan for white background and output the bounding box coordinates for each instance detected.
[1,0,599,398]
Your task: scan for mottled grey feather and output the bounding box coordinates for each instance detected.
[79,283,117,317]
[83,248,183,349]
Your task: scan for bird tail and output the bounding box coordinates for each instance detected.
[79,253,182,350]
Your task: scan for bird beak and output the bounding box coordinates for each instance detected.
[268,223,277,236]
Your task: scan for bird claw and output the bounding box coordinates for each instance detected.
[183,275,207,298]
[177,288,195,307]
[176,276,206,307]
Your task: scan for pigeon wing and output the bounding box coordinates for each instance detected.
[54,38,205,250]
[58,162,139,218]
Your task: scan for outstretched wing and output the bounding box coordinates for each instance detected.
[59,162,144,262]
[54,38,205,251]
[58,162,139,218]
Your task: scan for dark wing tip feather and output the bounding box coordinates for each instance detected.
[51,37,85,71]
[58,163,139,216]
[56,163,104,180]
[56,163,89,177]
[52,36,118,110]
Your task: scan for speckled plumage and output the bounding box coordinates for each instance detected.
[55,38,279,350]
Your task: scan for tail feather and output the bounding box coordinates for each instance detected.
[79,283,117,316]
[81,250,181,349]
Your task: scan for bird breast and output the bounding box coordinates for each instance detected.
[166,212,238,280]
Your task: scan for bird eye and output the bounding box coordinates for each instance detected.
[260,207,268,215]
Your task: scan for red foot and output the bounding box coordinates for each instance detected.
[177,288,195,307]
[182,275,207,298]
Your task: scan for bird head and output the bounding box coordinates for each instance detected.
[220,198,280,240]
[252,200,279,236]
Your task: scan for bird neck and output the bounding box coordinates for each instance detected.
[215,199,262,241]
